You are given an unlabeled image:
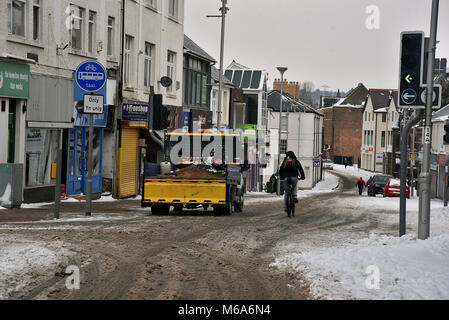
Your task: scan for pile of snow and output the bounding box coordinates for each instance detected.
[0,184,12,208]
[334,164,373,181]
[247,173,340,204]
[0,238,72,299]
[271,233,449,300]
[301,173,339,197]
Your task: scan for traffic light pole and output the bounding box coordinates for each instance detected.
[400,113,421,236]
[418,0,439,240]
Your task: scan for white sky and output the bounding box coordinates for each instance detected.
[184,0,449,92]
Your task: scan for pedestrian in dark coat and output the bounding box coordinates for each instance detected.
[355,177,366,195]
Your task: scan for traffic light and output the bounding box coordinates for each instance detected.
[399,32,424,107]
[443,121,449,145]
[149,94,169,130]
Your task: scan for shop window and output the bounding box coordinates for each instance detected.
[25,129,58,186]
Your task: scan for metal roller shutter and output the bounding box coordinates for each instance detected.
[119,128,139,198]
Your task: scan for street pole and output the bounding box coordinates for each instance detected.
[277,67,287,196]
[400,114,421,237]
[419,0,439,240]
[210,0,228,132]
[54,129,63,219]
[86,115,93,216]
[411,123,415,197]
[444,164,448,207]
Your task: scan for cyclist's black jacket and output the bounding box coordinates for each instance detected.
[279,156,306,180]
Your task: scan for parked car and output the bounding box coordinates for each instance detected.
[383,178,410,199]
[368,174,393,196]
[323,159,334,170]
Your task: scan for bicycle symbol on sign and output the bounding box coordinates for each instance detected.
[85,64,97,71]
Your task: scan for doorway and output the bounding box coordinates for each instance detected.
[66,127,104,196]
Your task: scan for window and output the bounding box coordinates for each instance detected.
[70,4,85,50]
[169,0,177,17]
[25,129,59,186]
[88,11,96,53]
[144,42,154,88]
[381,131,386,148]
[364,111,367,121]
[382,113,386,122]
[107,17,114,56]
[124,36,133,85]
[33,0,41,40]
[144,0,155,7]
[167,51,175,92]
[281,115,288,133]
[8,0,26,37]
[183,56,210,107]
[280,139,287,155]
[368,112,370,122]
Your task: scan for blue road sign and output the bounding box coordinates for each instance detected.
[75,61,106,92]
[401,88,417,105]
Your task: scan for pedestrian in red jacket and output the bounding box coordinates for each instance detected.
[355,177,366,195]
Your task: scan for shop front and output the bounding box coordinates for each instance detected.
[0,59,30,206]
[117,101,148,198]
[66,76,107,196]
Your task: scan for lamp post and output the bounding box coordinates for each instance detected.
[207,0,229,131]
[277,67,287,195]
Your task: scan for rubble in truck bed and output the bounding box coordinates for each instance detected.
[154,165,225,180]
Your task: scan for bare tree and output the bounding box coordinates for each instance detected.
[299,81,315,105]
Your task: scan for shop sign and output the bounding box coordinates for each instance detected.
[122,102,148,122]
[241,124,257,141]
[0,61,29,98]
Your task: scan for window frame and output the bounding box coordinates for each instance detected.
[168,0,177,18]
[107,16,114,57]
[167,51,175,93]
[88,10,97,54]
[124,35,133,86]
[8,0,27,37]
[70,4,85,51]
[32,0,41,41]
[144,42,154,89]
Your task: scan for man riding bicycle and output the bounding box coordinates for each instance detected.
[279,151,306,214]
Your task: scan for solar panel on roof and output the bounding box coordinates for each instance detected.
[232,70,243,87]
[250,71,262,89]
[224,70,233,81]
[241,70,252,89]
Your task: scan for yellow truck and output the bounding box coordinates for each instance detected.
[142,133,247,215]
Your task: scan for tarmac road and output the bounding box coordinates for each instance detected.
[1,171,399,300]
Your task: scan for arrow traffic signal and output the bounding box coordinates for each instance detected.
[399,32,424,107]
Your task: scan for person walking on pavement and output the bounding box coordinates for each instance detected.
[280,151,306,213]
[366,176,373,195]
[355,177,366,195]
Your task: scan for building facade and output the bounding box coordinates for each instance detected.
[360,89,399,173]
[321,83,368,166]
[1,0,122,204]
[266,90,323,190]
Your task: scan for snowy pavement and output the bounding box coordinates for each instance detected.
[0,236,73,299]
[270,166,449,300]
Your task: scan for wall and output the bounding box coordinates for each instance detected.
[324,106,363,165]
[123,0,184,106]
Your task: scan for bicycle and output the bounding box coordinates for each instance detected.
[285,180,296,218]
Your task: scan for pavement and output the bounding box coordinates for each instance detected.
[0,196,144,223]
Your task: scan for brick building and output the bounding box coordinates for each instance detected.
[273,79,300,99]
[321,83,368,166]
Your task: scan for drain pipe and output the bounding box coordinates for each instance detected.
[400,112,422,236]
